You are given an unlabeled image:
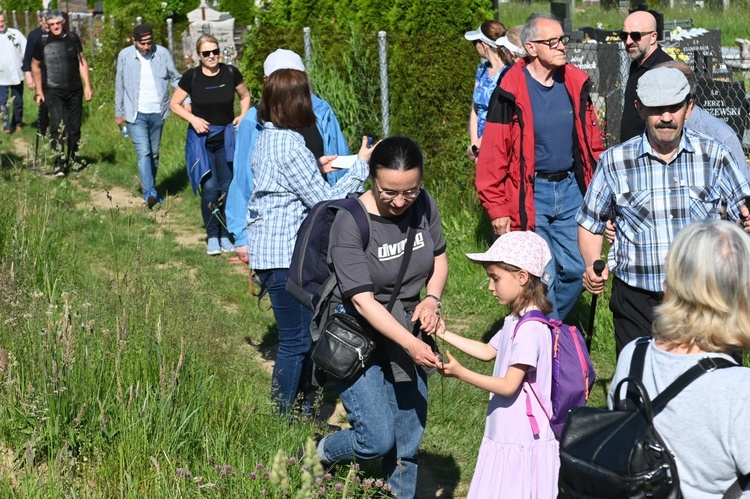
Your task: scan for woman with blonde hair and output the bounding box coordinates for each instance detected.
[170,34,251,255]
[609,220,750,497]
[464,21,507,163]
[497,25,526,66]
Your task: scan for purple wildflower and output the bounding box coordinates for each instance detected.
[250,472,258,479]
[335,483,343,491]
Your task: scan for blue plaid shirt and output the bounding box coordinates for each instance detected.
[577,129,750,292]
[246,123,368,270]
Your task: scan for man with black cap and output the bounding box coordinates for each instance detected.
[577,66,750,355]
[115,24,182,208]
[31,9,93,177]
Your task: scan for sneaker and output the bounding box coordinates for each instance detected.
[146,194,158,210]
[206,238,221,255]
[220,237,234,252]
[53,167,67,178]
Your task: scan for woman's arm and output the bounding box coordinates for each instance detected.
[233,82,251,128]
[350,291,441,369]
[170,86,210,133]
[441,354,528,397]
[411,252,448,335]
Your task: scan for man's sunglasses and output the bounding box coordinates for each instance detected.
[201,48,220,58]
[619,30,654,42]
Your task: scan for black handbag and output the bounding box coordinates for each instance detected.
[559,337,738,499]
[311,312,376,381]
[311,206,418,381]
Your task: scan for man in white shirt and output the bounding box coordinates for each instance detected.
[0,13,27,134]
[115,24,181,208]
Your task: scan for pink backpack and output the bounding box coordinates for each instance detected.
[512,310,596,439]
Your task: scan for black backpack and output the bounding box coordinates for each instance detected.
[285,195,369,325]
[558,337,746,499]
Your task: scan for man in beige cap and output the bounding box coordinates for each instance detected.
[577,67,750,355]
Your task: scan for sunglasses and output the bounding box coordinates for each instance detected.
[619,30,654,42]
[529,35,570,49]
[201,48,220,58]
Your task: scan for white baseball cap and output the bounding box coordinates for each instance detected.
[263,49,305,77]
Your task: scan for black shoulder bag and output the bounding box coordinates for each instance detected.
[311,206,417,381]
[559,337,745,499]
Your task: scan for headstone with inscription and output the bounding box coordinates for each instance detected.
[695,76,748,142]
[567,41,620,95]
[665,28,722,70]
[185,1,237,66]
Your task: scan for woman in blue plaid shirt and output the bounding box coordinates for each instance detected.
[245,68,374,416]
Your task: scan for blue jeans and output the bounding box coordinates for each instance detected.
[200,138,233,239]
[0,83,23,130]
[533,172,585,321]
[256,268,313,415]
[320,357,428,499]
[127,112,164,199]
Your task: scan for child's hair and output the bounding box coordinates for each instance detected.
[496,261,553,316]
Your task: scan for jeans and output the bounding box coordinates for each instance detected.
[320,357,428,499]
[0,83,23,130]
[256,268,313,415]
[127,113,164,199]
[200,138,233,239]
[46,87,83,169]
[533,172,586,321]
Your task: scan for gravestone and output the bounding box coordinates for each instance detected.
[665,28,722,69]
[184,2,237,66]
[567,41,620,95]
[695,76,748,142]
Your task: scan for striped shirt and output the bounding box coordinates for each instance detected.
[686,106,750,175]
[577,128,750,292]
[246,123,368,270]
[115,45,181,123]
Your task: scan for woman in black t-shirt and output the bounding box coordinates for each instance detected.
[170,34,251,255]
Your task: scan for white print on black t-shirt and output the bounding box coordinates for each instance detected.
[377,232,425,261]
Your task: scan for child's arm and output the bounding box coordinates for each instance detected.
[436,329,497,362]
[440,350,529,397]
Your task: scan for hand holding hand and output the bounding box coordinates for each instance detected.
[412,299,442,335]
[438,350,461,377]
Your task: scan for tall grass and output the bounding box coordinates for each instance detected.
[0,2,746,496]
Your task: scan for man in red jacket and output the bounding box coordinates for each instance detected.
[476,13,604,320]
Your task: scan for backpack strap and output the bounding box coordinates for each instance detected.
[333,196,370,250]
[512,310,554,436]
[385,199,418,312]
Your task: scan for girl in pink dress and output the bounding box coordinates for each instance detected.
[436,231,559,498]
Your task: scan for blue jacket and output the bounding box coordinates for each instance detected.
[226,94,350,247]
[185,124,236,193]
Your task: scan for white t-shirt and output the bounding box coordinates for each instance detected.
[136,50,161,114]
[0,28,26,86]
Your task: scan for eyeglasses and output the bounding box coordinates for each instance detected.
[374,182,421,201]
[619,30,654,42]
[529,35,569,49]
[200,48,220,58]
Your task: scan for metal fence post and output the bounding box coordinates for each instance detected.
[110,15,115,29]
[378,31,389,139]
[88,14,94,45]
[25,10,29,34]
[303,27,312,70]
[12,10,18,29]
[167,18,174,53]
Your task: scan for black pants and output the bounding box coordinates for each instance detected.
[609,277,663,357]
[46,87,83,169]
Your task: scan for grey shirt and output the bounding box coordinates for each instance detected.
[609,340,750,498]
[329,190,446,305]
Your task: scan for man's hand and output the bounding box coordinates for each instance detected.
[34,92,45,106]
[582,262,609,295]
[234,245,249,264]
[114,116,126,127]
[604,219,616,244]
[491,217,511,236]
[740,203,750,233]
[84,86,93,101]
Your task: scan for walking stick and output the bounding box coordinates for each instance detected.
[585,260,606,352]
